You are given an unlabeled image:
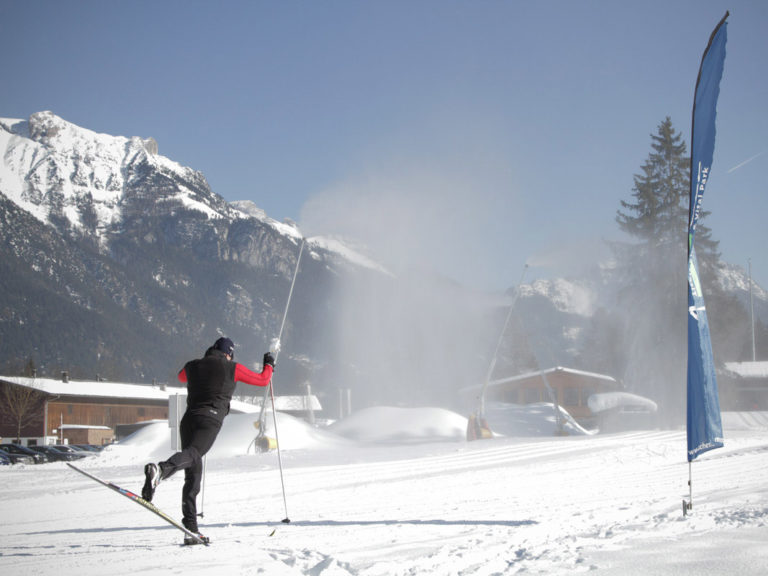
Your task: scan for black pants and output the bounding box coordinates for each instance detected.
[159,413,222,531]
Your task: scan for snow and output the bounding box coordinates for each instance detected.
[1,376,259,414]
[0,117,49,223]
[588,392,659,414]
[1,406,767,575]
[724,361,768,379]
[329,406,467,443]
[168,188,224,220]
[306,236,393,276]
[520,278,596,317]
[3,375,176,402]
[229,199,305,241]
[0,112,133,230]
[0,112,236,235]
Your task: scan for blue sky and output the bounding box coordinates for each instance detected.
[1,0,766,292]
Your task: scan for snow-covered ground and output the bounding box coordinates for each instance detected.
[1,406,767,575]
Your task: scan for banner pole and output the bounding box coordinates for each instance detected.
[683,461,693,516]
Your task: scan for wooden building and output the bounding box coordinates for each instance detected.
[465,366,622,424]
[1,375,324,446]
[0,375,171,446]
[721,361,768,410]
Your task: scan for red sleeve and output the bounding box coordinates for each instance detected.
[178,367,187,383]
[234,363,273,387]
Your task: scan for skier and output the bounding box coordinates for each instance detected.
[142,336,275,544]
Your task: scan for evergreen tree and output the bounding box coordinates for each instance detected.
[617,117,689,246]
[609,117,721,425]
[616,117,720,268]
[609,118,764,415]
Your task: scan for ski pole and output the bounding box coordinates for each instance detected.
[197,454,206,518]
[269,371,290,523]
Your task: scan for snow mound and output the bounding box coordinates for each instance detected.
[97,403,605,465]
[99,420,169,465]
[587,392,658,414]
[329,406,468,443]
[101,412,351,465]
[212,411,352,455]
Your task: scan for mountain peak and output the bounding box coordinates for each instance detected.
[0,111,217,236]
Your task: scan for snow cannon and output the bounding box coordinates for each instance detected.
[252,420,278,452]
[466,411,493,441]
[256,435,278,452]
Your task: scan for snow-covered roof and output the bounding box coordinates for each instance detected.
[0,376,321,412]
[460,367,620,395]
[724,361,768,379]
[59,424,111,430]
[1,376,172,401]
[233,395,323,411]
[273,395,323,411]
[488,366,619,389]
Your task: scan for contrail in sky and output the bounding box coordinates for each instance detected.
[727,149,767,173]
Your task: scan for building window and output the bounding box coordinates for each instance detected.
[524,387,539,404]
[564,387,579,407]
[138,407,146,417]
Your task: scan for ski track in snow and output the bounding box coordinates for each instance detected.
[1,426,768,575]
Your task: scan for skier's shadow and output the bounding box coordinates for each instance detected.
[214,518,538,529]
[20,519,535,540]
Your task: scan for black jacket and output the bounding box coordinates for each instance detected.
[180,348,237,423]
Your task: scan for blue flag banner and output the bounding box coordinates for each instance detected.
[686,13,728,461]
[687,246,724,460]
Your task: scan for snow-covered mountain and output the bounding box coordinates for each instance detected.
[1,113,195,231]
[0,112,377,388]
[715,259,768,320]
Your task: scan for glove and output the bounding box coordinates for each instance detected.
[269,338,281,355]
[263,352,276,369]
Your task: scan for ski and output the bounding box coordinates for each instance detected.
[66,462,209,546]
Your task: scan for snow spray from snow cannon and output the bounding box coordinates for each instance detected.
[468,264,528,441]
